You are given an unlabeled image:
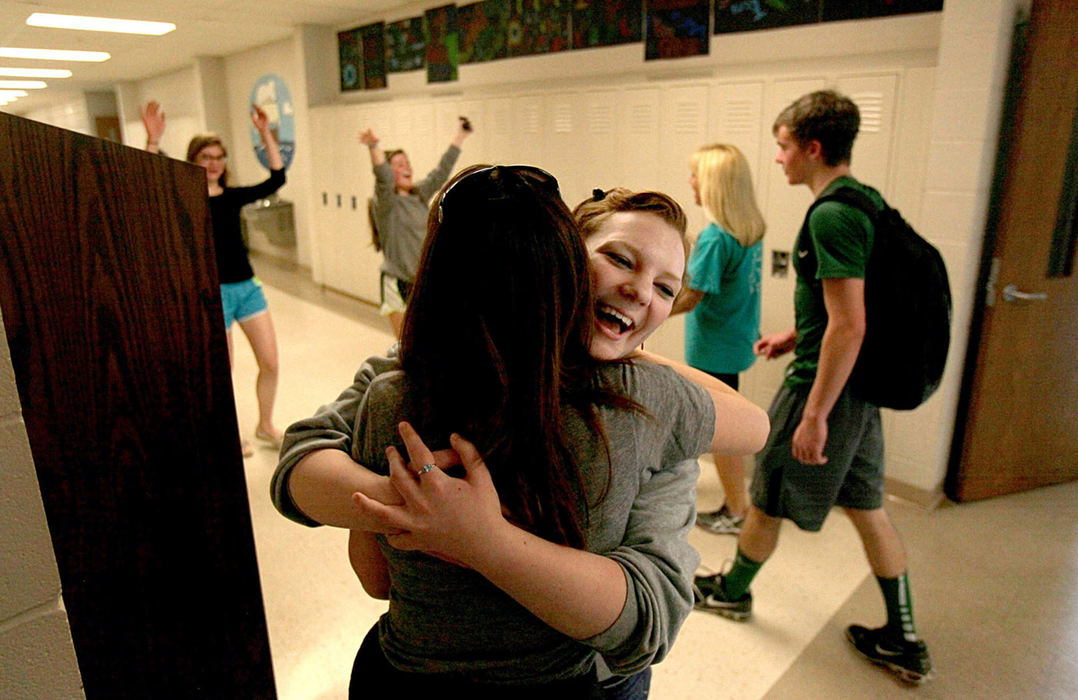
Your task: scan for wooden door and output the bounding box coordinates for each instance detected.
[948,0,1078,502]
[0,113,276,696]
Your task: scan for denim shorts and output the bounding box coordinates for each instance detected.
[220,277,268,330]
[750,383,884,531]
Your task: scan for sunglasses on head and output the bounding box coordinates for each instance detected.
[437,165,560,223]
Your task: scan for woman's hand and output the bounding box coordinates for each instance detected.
[352,422,507,565]
[140,101,165,152]
[359,128,379,147]
[251,104,272,134]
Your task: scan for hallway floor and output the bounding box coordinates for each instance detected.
[234,255,1078,699]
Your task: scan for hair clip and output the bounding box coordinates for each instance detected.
[592,188,606,201]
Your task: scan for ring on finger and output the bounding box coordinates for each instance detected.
[417,463,437,476]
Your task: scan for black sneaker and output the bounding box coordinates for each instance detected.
[845,624,934,684]
[693,573,752,621]
[695,505,745,535]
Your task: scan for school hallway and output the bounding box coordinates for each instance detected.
[240,253,1078,700]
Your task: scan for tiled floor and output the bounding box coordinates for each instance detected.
[235,255,1078,699]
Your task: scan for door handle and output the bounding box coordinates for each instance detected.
[1001,284,1047,303]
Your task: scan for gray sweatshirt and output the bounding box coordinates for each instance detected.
[372,145,460,283]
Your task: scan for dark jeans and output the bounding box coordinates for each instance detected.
[349,624,603,700]
[600,667,652,700]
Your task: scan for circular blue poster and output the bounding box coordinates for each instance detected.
[249,74,296,170]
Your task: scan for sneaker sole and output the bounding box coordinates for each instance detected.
[695,522,742,535]
[693,600,751,622]
[845,630,933,685]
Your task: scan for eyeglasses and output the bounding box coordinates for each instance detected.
[437,165,559,223]
[195,153,227,163]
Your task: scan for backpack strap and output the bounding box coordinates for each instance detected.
[810,185,884,222]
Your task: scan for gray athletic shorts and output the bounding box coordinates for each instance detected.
[750,383,884,532]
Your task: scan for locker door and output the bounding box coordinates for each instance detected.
[834,73,899,198]
[710,80,766,191]
[618,87,662,192]
[580,89,621,197]
[512,94,545,168]
[307,106,334,285]
[484,96,515,164]
[660,82,710,230]
[543,91,589,204]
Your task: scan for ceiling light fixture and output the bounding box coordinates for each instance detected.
[0,80,46,89]
[0,90,29,99]
[26,13,175,36]
[0,47,110,62]
[0,67,72,78]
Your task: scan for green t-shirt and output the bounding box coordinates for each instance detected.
[785,176,882,387]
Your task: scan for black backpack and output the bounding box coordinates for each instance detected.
[799,186,952,410]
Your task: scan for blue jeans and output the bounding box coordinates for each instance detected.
[600,667,651,700]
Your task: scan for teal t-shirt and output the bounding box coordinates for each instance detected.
[685,222,762,375]
[785,176,882,387]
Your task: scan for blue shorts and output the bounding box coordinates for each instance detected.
[750,383,884,532]
[220,278,268,330]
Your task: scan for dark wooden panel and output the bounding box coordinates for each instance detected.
[0,113,276,697]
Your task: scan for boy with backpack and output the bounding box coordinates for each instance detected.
[692,90,935,684]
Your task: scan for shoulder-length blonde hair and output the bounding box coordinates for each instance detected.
[689,143,765,248]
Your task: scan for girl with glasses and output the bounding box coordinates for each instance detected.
[140,101,287,456]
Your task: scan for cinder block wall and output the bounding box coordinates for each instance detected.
[0,307,84,699]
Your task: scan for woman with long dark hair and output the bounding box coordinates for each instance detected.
[274,167,768,696]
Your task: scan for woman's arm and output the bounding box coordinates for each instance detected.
[349,529,390,599]
[633,349,769,456]
[251,104,283,170]
[271,353,396,525]
[287,449,401,529]
[359,128,385,167]
[590,456,700,673]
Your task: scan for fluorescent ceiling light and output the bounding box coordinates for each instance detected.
[0,67,71,78]
[27,13,175,36]
[0,90,29,98]
[0,47,110,62]
[0,80,47,89]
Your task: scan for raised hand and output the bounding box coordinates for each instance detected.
[359,128,379,147]
[140,101,165,149]
[250,104,271,133]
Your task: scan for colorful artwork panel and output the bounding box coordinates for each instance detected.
[572,0,644,49]
[506,0,571,58]
[822,0,944,21]
[338,27,362,92]
[361,22,387,89]
[386,17,425,73]
[426,4,460,82]
[459,0,509,63]
[646,0,710,60]
[714,0,820,34]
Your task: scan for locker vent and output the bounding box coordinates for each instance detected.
[853,92,884,134]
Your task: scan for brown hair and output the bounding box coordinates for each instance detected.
[772,90,860,166]
[573,188,690,261]
[186,134,228,187]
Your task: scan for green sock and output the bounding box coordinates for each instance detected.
[723,548,764,599]
[877,572,918,642]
